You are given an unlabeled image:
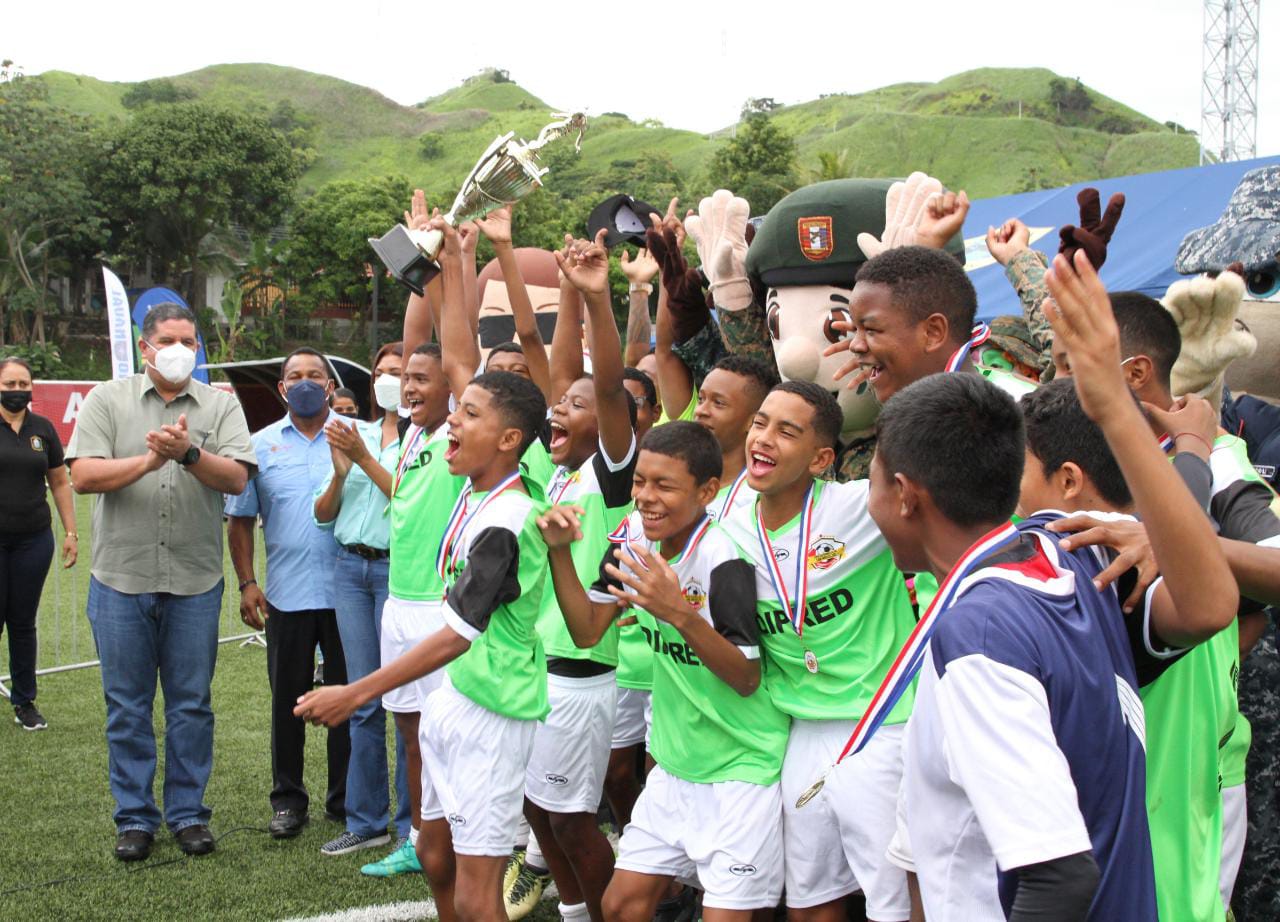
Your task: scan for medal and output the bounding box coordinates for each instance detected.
[716,469,750,521]
[795,520,1022,808]
[436,471,523,581]
[391,424,428,497]
[944,322,992,372]
[755,483,817,639]
[804,650,819,674]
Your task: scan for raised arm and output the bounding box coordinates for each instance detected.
[559,228,634,463]
[1045,249,1238,646]
[620,247,658,367]
[401,190,437,356]
[537,505,623,647]
[549,236,586,406]
[475,205,553,400]
[430,216,482,401]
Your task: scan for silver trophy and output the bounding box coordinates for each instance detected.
[370,112,588,295]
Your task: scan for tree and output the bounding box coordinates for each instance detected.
[806,149,854,183]
[418,132,444,160]
[708,113,797,214]
[94,102,300,307]
[741,97,781,119]
[282,174,413,310]
[0,74,107,345]
[121,78,196,109]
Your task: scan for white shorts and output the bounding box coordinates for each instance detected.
[1221,783,1247,910]
[617,765,784,910]
[418,678,537,856]
[380,596,445,713]
[780,719,909,918]
[612,688,651,749]
[526,671,617,813]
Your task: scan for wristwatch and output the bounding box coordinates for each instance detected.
[177,446,201,467]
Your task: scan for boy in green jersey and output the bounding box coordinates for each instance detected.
[694,356,778,524]
[538,421,789,918]
[718,380,917,922]
[296,371,550,922]
[520,230,638,922]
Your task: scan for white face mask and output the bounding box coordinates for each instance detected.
[373,374,402,411]
[146,341,197,385]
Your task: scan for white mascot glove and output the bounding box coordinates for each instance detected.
[1162,271,1256,407]
[857,171,943,259]
[685,189,753,312]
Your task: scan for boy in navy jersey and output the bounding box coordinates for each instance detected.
[867,249,1238,921]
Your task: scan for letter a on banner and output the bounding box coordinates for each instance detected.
[102,267,135,380]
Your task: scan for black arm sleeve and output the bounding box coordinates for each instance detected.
[589,542,624,597]
[1211,480,1280,544]
[447,527,521,635]
[707,559,760,648]
[1172,452,1212,512]
[1116,567,1186,687]
[1008,851,1100,922]
[591,443,638,509]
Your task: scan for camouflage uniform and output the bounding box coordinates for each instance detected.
[1232,614,1280,922]
[999,249,1055,377]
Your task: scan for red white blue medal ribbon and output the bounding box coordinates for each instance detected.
[548,466,580,506]
[755,483,817,639]
[436,471,522,581]
[610,513,712,572]
[392,424,428,497]
[796,519,1021,808]
[1157,432,1174,453]
[944,322,992,373]
[716,470,750,521]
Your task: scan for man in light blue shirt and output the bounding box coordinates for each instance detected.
[226,347,347,840]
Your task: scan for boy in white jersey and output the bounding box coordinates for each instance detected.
[717,380,916,922]
[522,229,638,922]
[538,421,789,918]
[297,371,550,922]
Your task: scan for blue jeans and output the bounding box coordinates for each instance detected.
[333,549,410,837]
[86,576,222,834]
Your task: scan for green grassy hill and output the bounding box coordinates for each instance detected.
[38,64,1199,200]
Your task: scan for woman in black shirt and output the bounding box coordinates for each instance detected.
[0,357,78,731]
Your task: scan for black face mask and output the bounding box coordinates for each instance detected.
[0,391,32,412]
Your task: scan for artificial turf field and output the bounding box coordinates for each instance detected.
[0,496,562,921]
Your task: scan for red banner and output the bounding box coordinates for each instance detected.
[33,380,234,450]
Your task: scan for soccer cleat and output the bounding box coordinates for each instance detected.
[505,863,552,920]
[14,703,47,731]
[320,829,392,856]
[360,836,423,877]
[503,848,526,893]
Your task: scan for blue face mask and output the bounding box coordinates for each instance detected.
[286,380,328,418]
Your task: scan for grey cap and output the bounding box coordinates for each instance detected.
[1176,165,1280,273]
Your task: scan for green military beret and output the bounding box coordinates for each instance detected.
[746,178,965,288]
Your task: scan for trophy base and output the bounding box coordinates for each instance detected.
[368,225,440,296]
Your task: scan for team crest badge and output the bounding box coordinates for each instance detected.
[807,536,846,571]
[798,217,834,261]
[30,436,44,452]
[682,580,706,610]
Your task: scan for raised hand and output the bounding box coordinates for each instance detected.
[457,221,480,257]
[1059,188,1124,269]
[537,504,586,547]
[554,228,611,296]
[605,543,693,626]
[646,215,710,341]
[856,171,943,258]
[620,248,659,285]
[1161,271,1255,400]
[1043,250,1127,423]
[685,190,752,311]
[474,204,513,246]
[985,218,1032,266]
[917,189,970,250]
[404,189,430,232]
[428,213,460,260]
[1143,395,1219,458]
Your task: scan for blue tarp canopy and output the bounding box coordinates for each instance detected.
[961,155,1280,320]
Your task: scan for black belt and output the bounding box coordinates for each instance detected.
[342,543,389,560]
[546,656,615,678]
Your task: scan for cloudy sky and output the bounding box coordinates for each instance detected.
[8,0,1276,158]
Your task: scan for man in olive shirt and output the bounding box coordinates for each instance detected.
[66,303,255,862]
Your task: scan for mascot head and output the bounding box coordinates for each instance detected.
[476,247,561,367]
[746,179,965,438]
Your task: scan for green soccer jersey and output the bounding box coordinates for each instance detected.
[537,439,637,666]
[721,478,917,722]
[388,424,466,602]
[1221,709,1251,789]
[520,436,556,498]
[591,511,790,784]
[441,476,550,721]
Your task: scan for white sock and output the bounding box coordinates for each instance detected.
[526,833,547,873]
[409,826,420,847]
[514,816,530,850]
[558,902,590,922]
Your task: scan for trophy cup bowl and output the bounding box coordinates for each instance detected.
[370,113,587,295]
